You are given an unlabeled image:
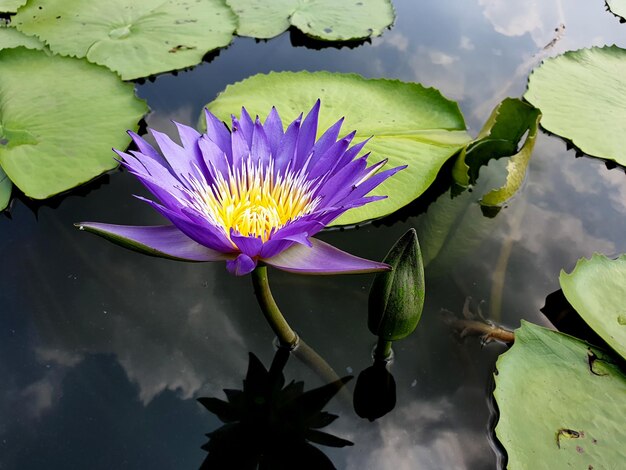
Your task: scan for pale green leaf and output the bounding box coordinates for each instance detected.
[606,0,626,21]
[0,0,26,13]
[227,0,395,41]
[0,23,44,50]
[0,47,148,199]
[203,71,471,226]
[0,165,11,211]
[13,0,236,80]
[525,46,626,166]
[560,253,626,360]
[494,321,626,469]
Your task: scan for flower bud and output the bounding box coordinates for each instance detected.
[368,228,425,340]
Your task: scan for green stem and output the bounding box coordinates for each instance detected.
[251,265,298,348]
[374,337,393,361]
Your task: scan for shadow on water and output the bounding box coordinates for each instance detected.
[197,347,352,469]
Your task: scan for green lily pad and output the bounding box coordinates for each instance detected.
[0,23,44,50]
[227,0,395,41]
[0,166,11,211]
[606,0,626,21]
[204,71,471,226]
[525,46,626,166]
[0,47,148,199]
[453,98,541,206]
[560,253,626,360]
[12,0,236,80]
[0,0,26,13]
[494,321,626,469]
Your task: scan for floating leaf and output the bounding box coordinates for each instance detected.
[606,0,626,21]
[0,166,11,211]
[452,98,541,206]
[494,321,626,469]
[227,0,394,41]
[525,46,626,166]
[204,71,471,225]
[0,23,44,50]
[13,0,236,80]
[560,253,626,361]
[0,47,147,199]
[0,0,26,13]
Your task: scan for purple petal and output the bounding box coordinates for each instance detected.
[204,109,233,162]
[127,131,167,166]
[250,118,271,164]
[198,136,229,179]
[139,198,234,253]
[274,114,301,173]
[314,155,368,206]
[236,108,254,148]
[227,254,257,276]
[263,237,390,275]
[76,223,233,262]
[151,129,199,180]
[264,107,283,155]
[340,165,406,204]
[295,100,320,168]
[231,127,250,168]
[307,118,344,169]
[230,231,263,257]
[308,131,355,180]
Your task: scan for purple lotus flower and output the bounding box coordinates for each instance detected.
[78,100,404,276]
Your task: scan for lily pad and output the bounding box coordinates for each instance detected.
[204,71,471,226]
[227,0,395,41]
[525,46,626,166]
[12,0,236,80]
[560,253,626,360]
[494,321,626,469]
[453,98,541,206]
[0,166,11,211]
[606,0,626,21]
[0,23,44,50]
[0,47,148,199]
[0,0,26,13]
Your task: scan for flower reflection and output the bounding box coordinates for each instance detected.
[198,348,352,469]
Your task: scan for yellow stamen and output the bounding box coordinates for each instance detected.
[185,160,319,244]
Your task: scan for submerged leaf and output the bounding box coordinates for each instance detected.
[0,166,11,211]
[0,47,147,199]
[204,71,471,225]
[453,98,541,206]
[13,0,236,80]
[227,0,395,41]
[560,253,626,361]
[525,45,626,166]
[494,321,626,469]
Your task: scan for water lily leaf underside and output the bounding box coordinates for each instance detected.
[0,166,11,211]
[13,0,236,80]
[560,253,626,360]
[0,47,147,199]
[205,71,471,226]
[525,45,626,166]
[227,0,395,41]
[494,321,626,469]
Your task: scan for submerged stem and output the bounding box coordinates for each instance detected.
[374,337,394,361]
[251,265,298,348]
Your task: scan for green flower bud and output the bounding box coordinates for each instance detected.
[368,228,425,341]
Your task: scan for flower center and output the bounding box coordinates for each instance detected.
[187,159,318,243]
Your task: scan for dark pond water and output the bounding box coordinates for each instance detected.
[2,0,625,468]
